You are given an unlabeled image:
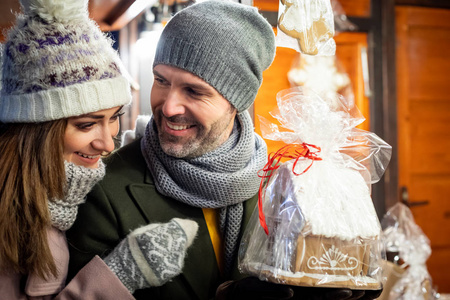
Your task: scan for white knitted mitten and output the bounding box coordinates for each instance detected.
[104,218,198,293]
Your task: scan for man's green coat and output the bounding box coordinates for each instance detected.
[66,139,258,300]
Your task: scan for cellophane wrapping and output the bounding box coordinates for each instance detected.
[381,203,439,300]
[238,87,392,289]
[277,0,336,55]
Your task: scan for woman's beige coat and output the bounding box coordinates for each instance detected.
[0,227,134,300]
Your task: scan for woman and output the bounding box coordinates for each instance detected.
[0,0,197,298]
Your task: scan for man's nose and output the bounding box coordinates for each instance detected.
[162,89,186,117]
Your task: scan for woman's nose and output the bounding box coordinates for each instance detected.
[92,127,115,154]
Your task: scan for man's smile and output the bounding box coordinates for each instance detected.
[166,121,194,131]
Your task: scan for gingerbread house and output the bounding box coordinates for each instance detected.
[239,159,383,290]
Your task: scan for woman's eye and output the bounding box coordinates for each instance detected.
[111,112,125,122]
[76,122,95,130]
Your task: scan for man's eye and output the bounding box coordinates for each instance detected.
[187,88,202,97]
[154,77,167,85]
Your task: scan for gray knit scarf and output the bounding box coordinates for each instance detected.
[48,160,106,231]
[141,111,267,277]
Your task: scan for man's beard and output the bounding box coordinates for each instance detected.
[155,111,235,159]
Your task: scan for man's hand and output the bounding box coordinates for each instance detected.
[290,285,383,300]
[215,277,383,300]
[216,277,293,300]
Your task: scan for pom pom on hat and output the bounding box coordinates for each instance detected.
[0,0,131,123]
[19,0,89,22]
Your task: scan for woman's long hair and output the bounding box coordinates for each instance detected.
[0,119,66,279]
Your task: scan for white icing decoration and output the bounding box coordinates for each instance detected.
[307,245,358,271]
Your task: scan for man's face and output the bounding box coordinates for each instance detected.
[151,64,237,159]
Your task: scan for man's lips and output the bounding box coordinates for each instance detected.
[166,121,193,131]
[164,120,196,136]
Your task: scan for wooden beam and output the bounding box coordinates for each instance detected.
[103,0,136,25]
[396,0,450,9]
[381,0,399,213]
[368,0,398,217]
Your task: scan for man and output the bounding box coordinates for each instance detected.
[66,1,381,299]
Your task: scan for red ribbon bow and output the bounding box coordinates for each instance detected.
[258,143,322,235]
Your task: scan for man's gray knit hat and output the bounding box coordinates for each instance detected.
[0,0,132,123]
[153,0,276,112]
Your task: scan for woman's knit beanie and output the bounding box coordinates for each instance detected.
[153,0,276,112]
[0,0,132,123]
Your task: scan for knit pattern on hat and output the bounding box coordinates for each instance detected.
[49,160,105,231]
[0,0,131,122]
[153,0,276,112]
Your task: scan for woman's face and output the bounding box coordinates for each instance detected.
[63,106,123,168]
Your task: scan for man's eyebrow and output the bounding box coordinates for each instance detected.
[184,82,212,92]
[154,70,212,91]
[153,70,165,79]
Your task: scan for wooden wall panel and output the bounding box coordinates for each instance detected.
[253,41,298,153]
[254,31,370,155]
[0,0,21,43]
[338,0,371,17]
[253,0,280,12]
[335,32,370,130]
[396,6,450,292]
[254,0,371,17]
